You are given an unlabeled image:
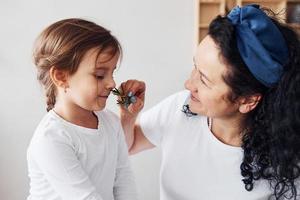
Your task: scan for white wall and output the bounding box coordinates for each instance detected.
[0,0,195,199]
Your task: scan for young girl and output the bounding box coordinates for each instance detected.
[120,5,300,200]
[27,18,137,200]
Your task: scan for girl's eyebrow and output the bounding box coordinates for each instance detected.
[95,65,117,70]
[193,57,212,83]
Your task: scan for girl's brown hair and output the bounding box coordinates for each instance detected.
[33,18,121,111]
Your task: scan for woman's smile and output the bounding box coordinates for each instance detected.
[190,93,200,102]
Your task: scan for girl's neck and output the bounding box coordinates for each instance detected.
[53,100,98,129]
[209,115,246,147]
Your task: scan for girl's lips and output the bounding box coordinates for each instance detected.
[99,93,110,98]
[98,95,109,98]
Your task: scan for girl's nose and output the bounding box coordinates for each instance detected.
[106,78,116,91]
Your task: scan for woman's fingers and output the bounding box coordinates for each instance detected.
[118,80,146,115]
[127,96,144,114]
[120,80,145,99]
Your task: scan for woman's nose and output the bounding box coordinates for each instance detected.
[185,70,197,91]
[184,78,192,90]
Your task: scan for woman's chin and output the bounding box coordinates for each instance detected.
[189,102,203,115]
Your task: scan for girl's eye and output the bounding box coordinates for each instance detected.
[95,75,104,80]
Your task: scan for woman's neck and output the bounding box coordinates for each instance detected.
[210,115,246,147]
[53,100,98,129]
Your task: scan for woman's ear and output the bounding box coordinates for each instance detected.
[238,94,262,114]
[49,66,69,89]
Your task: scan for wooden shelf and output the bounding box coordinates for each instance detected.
[287,1,300,23]
[196,0,300,44]
[240,0,284,2]
[287,0,300,2]
[197,0,226,43]
[236,0,286,15]
[199,24,210,28]
[200,0,225,3]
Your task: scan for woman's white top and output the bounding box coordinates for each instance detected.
[139,90,274,200]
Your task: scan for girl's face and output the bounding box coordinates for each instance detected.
[66,47,118,111]
[184,36,240,118]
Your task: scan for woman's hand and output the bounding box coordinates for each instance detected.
[118,80,146,118]
[116,80,152,152]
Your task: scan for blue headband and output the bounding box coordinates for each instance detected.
[227,4,289,87]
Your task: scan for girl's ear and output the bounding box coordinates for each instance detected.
[238,94,262,114]
[49,66,69,89]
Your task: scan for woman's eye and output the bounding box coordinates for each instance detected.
[199,74,208,87]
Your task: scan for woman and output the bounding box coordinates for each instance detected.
[119,5,300,200]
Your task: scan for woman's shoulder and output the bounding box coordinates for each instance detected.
[164,90,190,104]
[139,90,194,126]
[150,90,190,112]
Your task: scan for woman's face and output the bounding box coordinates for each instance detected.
[184,35,240,118]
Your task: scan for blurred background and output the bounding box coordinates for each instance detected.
[1,0,299,199]
[0,0,194,199]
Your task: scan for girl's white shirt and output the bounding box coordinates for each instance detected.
[27,109,137,200]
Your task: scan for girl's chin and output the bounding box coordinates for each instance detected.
[95,104,105,111]
[93,107,104,112]
[92,101,106,111]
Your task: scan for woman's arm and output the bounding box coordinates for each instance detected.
[119,80,155,154]
[121,113,155,154]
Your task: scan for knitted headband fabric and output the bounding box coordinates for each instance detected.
[227,4,289,87]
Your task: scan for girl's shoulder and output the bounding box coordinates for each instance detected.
[95,109,119,122]
[29,111,76,151]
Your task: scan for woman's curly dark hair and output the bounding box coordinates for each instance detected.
[208,12,300,200]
